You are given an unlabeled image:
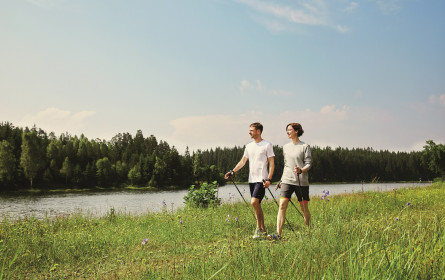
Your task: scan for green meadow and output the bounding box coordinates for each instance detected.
[1,182,444,279]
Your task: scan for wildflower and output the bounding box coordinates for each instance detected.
[406,202,411,207]
[326,191,330,196]
[226,219,229,222]
[162,200,166,207]
[235,216,239,222]
[321,196,324,200]
[142,238,148,245]
[323,190,326,193]
[396,217,399,221]
[327,198,330,202]
[227,214,231,218]
[180,220,183,224]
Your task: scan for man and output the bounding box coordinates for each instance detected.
[225,122,275,239]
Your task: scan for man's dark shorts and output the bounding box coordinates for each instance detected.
[249,182,265,203]
[281,183,310,202]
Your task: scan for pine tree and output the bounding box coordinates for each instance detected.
[0,140,16,187]
[20,132,45,188]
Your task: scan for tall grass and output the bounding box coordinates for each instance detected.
[0,182,444,279]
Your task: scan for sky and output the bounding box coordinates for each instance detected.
[1,0,444,154]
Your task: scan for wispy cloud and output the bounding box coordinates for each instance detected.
[336,25,349,33]
[240,80,253,94]
[429,94,445,108]
[257,17,288,32]
[239,79,292,96]
[168,112,263,150]
[344,2,359,13]
[236,0,327,25]
[376,0,402,13]
[167,104,438,152]
[19,107,96,135]
[320,104,349,118]
[168,105,351,151]
[235,0,353,33]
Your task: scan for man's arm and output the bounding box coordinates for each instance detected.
[224,157,248,179]
[263,156,275,188]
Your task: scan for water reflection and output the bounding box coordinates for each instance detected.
[0,182,430,220]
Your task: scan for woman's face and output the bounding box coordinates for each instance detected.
[286,125,297,139]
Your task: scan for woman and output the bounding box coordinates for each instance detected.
[268,123,312,240]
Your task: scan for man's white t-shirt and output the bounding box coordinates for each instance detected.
[243,140,275,183]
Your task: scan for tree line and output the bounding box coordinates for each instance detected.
[0,122,224,191]
[199,144,439,183]
[0,122,442,191]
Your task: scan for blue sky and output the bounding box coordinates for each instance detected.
[1,0,444,153]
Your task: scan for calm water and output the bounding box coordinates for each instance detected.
[0,182,431,220]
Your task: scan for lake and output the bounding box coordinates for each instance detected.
[0,182,431,220]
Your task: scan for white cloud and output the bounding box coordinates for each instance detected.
[377,0,402,13]
[168,105,352,151]
[18,107,96,136]
[256,80,263,91]
[236,0,356,34]
[167,104,440,153]
[168,111,264,151]
[320,105,349,118]
[239,79,292,96]
[336,25,349,33]
[239,80,252,94]
[429,94,445,108]
[344,2,359,13]
[236,0,327,26]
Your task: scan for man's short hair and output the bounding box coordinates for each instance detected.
[250,122,263,133]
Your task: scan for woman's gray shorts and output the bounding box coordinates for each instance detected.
[280,183,310,202]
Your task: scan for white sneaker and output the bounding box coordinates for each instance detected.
[252,228,264,239]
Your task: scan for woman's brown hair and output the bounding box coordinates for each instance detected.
[286,123,304,137]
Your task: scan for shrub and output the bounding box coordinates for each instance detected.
[183,181,221,208]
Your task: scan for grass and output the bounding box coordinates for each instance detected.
[0,182,444,279]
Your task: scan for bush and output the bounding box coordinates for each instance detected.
[183,181,221,208]
[432,176,445,183]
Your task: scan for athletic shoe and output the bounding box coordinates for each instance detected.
[267,234,281,241]
[252,228,263,239]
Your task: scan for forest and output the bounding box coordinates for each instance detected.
[0,122,441,191]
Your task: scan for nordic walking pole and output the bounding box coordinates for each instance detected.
[296,170,310,227]
[265,180,297,237]
[288,197,304,218]
[229,175,256,219]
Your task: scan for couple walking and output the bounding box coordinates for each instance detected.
[224,122,312,240]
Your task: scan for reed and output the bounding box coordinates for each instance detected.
[0,182,443,279]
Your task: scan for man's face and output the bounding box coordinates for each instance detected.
[249,126,259,139]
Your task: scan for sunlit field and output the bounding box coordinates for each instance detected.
[1,182,444,279]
